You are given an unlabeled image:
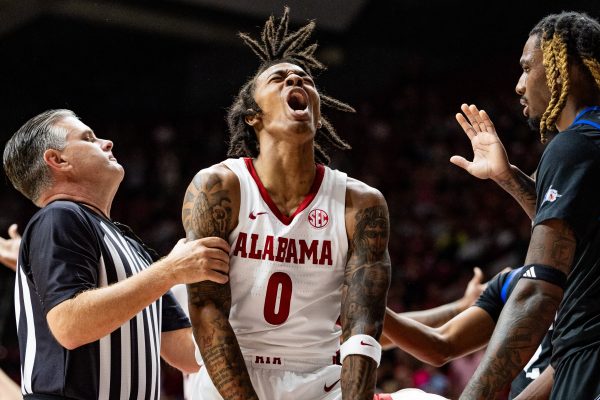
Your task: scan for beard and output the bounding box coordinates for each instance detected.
[528,116,558,144]
[527,116,541,131]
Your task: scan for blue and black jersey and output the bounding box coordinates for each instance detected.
[534,107,600,366]
[533,107,600,399]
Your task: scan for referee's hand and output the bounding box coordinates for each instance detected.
[162,237,230,285]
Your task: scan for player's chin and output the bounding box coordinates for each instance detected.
[286,109,311,123]
[289,124,317,139]
[527,116,541,132]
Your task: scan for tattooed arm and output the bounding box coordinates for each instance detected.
[493,166,537,220]
[182,165,258,400]
[460,219,574,399]
[341,179,391,400]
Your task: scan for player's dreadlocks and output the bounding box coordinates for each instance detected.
[227,7,354,164]
[530,11,600,143]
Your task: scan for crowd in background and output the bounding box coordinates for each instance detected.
[0,79,544,398]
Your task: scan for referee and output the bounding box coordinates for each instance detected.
[3,109,230,399]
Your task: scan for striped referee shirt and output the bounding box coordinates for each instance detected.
[15,201,190,399]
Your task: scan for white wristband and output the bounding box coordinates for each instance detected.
[340,334,382,367]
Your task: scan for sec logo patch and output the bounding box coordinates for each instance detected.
[308,208,329,228]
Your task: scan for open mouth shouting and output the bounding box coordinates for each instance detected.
[286,88,310,120]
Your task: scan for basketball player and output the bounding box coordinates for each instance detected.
[182,7,391,400]
[451,11,600,399]
[383,266,552,399]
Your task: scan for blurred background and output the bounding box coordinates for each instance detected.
[1,0,599,398]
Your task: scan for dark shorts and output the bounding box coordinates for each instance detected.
[551,345,600,400]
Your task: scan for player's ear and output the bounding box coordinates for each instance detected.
[245,109,261,126]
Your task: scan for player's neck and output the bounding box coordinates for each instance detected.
[555,100,581,132]
[556,77,600,131]
[254,144,317,214]
[255,141,316,185]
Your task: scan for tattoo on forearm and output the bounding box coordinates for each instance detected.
[187,280,257,399]
[187,280,231,309]
[342,205,390,338]
[496,168,537,218]
[462,223,574,398]
[183,172,257,399]
[460,289,560,399]
[341,205,391,399]
[341,356,378,400]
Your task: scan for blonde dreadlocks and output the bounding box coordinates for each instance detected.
[531,12,600,142]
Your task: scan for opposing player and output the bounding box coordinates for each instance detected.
[451,11,600,399]
[182,8,390,400]
[383,266,553,399]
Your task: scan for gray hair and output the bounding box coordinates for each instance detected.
[3,109,75,203]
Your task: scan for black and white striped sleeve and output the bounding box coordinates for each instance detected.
[27,205,101,314]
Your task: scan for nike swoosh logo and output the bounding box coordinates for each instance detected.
[360,341,374,347]
[323,379,340,392]
[249,211,268,220]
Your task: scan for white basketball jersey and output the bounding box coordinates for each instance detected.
[222,157,348,365]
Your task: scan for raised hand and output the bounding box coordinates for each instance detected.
[451,104,537,219]
[450,104,511,181]
[0,224,21,271]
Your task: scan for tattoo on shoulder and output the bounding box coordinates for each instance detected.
[183,172,232,239]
